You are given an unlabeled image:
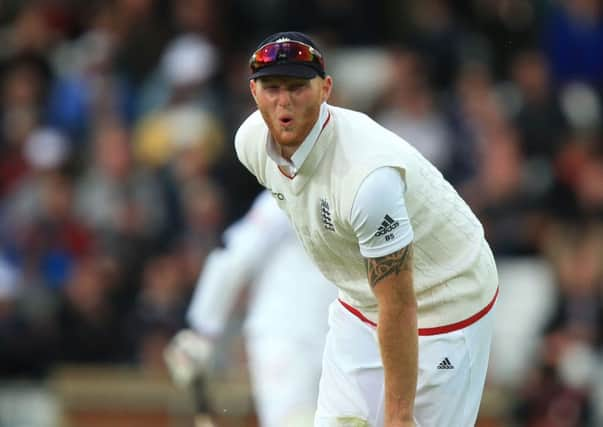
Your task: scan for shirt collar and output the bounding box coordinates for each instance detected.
[266,102,329,177]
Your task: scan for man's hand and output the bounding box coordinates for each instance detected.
[164,329,214,388]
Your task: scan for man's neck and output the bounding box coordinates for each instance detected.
[279,144,299,161]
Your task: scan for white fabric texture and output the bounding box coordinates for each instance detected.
[244,235,335,427]
[350,166,413,258]
[186,191,290,337]
[235,103,499,426]
[315,300,495,427]
[247,335,325,427]
[186,190,337,427]
[235,104,498,328]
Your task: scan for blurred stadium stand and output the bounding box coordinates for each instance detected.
[1,1,603,426]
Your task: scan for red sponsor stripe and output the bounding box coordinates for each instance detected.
[338,287,499,336]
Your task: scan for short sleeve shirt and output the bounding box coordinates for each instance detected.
[350,166,414,258]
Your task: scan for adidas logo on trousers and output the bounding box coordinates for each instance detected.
[437,357,454,369]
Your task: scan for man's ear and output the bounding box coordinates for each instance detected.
[321,76,333,103]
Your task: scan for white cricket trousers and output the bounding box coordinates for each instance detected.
[247,334,325,427]
[314,298,496,427]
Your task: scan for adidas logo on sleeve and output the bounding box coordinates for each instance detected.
[374,214,400,237]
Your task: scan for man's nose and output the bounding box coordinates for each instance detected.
[277,88,292,106]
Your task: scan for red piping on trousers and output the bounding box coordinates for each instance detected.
[338,287,499,336]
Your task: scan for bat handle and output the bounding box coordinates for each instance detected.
[192,376,215,426]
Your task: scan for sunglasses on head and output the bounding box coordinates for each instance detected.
[249,40,325,73]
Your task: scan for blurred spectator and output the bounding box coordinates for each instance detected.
[514,222,603,427]
[3,127,72,236]
[211,47,264,223]
[0,164,101,375]
[134,101,226,241]
[54,255,124,364]
[509,49,568,161]
[470,122,545,255]
[137,33,223,118]
[8,169,93,291]
[0,255,56,377]
[124,252,190,368]
[549,131,603,219]
[545,223,603,347]
[375,49,456,174]
[179,179,225,250]
[134,106,224,171]
[134,37,227,241]
[443,60,496,187]
[396,0,467,90]
[75,121,166,249]
[559,82,602,133]
[514,358,594,427]
[306,0,383,45]
[110,0,172,84]
[0,52,52,197]
[168,0,222,42]
[1,126,91,292]
[0,1,68,58]
[542,0,603,89]
[461,0,544,79]
[0,255,27,375]
[47,3,135,141]
[446,61,548,255]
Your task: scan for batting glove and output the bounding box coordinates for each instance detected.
[164,329,214,388]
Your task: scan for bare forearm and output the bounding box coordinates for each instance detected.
[378,293,418,423]
[367,243,417,426]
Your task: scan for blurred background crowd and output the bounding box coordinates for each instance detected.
[0,0,602,426]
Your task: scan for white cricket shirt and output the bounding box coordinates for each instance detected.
[265,103,414,257]
[235,104,498,330]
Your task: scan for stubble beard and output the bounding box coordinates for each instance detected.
[279,104,319,145]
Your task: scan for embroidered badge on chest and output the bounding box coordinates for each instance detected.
[320,198,335,232]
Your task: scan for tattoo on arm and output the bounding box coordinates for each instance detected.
[365,244,413,288]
